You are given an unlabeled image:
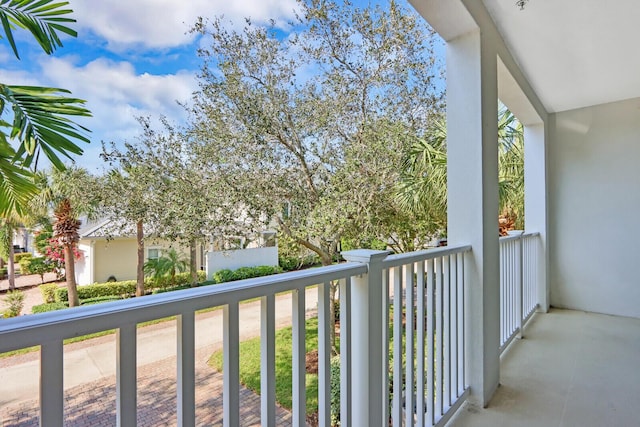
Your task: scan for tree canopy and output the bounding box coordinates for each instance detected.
[189,0,444,262]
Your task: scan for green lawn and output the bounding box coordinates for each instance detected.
[209,317,321,415]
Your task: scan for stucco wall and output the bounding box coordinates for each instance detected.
[549,97,640,318]
[93,238,138,284]
[207,247,279,280]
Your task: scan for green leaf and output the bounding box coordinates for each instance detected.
[1,84,91,168]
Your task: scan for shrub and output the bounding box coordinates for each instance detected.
[22,257,54,283]
[2,290,25,317]
[330,356,341,426]
[32,301,68,314]
[146,271,207,290]
[14,252,32,263]
[152,284,192,294]
[54,271,209,302]
[213,265,282,284]
[18,255,34,273]
[40,283,59,303]
[0,267,6,279]
[81,296,123,305]
[55,280,137,302]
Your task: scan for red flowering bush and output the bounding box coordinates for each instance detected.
[44,238,81,280]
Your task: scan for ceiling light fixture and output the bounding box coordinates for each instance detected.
[515,0,528,10]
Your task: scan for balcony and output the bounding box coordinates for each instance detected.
[0,233,550,427]
[451,308,640,426]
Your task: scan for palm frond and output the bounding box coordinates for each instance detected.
[0,0,76,59]
[1,84,91,169]
[0,138,37,216]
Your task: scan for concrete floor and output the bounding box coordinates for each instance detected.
[448,309,640,427]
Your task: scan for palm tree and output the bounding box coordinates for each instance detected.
[53,198,81,306]
[0,0,91,217]
[32,167,101,307]
[396,106,525,234]
[144,248,189,287]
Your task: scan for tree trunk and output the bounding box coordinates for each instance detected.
[8,242,15,290]
[65,244,79,307]
[136,220,144,297]
[189,239,197,287]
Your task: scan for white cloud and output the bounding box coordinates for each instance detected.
[1,55,198,172]
[70,0,300,50]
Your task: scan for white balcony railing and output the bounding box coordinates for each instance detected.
[0,245,472,427]
[499,232,540,352]
[380,246,471,427]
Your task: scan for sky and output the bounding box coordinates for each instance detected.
[1,0,437,175]
[1,0,302,174]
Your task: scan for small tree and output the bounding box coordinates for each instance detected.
[53,198,81,306]
[144,248,189,287]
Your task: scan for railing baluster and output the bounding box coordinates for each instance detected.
[517,237,524,339]
[405,263,415,427]
[117,323,137,427]
[393,266,403,427]
[435,256,444,420]
[223,302,240,427]
[177,312,195,427]
[500,243,505,345]
[261,295,276,427]
[426,259,435,426]
[339,277,352,427]
[292,288,306,427]
[40,340,63,427]
[382,268,391,425]
[443,255,451,410]
[457,253,465,395]
[450,254,458,402]
[416,261,426,427]
[318,281,331,427]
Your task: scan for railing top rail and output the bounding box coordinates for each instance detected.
[381,244,472,269]
[0,262,367,354]
[499,231,540,242]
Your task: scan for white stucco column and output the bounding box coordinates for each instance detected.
[446,29,500,406]
[524,123,549,312]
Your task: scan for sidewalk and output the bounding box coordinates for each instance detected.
[0,287,319,425]
[0,272,58,292]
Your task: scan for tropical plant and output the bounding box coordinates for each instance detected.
[144,248,189,287]
[53,198,80,306]
[0,0,91,217]
[396,106,526,234]
[2,289,25,317]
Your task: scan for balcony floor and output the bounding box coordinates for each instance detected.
[448,308,640,427]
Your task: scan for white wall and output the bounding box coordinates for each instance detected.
[206,247,278,280]
[549,97,640,318]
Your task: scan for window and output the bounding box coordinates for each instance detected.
[147,248,160,261]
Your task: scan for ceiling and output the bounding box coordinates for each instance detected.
[483,0,640,113]
[410,0,640,114]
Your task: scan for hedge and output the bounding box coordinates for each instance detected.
[32,302,68,314]
[54,271,208,302]
[14,252,32,263]
[213,265,282,284]
[55,281,137,302]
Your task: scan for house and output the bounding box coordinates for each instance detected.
[1,1,639,426]
[76,218,278,285]
[75,218,207,285]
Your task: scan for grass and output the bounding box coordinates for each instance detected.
[209,317,321,415]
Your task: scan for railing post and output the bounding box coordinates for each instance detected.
[342,249,389,427]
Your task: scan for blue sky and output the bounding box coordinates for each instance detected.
[2,0,437,174]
